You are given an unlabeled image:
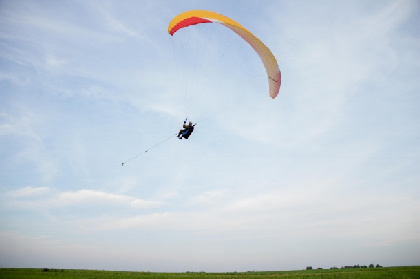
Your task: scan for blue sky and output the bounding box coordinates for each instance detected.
[1,0,419,272]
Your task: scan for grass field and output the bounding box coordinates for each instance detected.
[0,267,419,279]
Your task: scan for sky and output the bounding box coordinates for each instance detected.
[0,0,419,272]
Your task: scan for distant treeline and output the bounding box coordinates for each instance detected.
[306,264,383,270]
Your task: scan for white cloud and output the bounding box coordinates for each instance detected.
[0,108,59,183]
[2,188,161,211]
[188,190,226,206]
[45,55,67,68]
[56,189,155,208]
[6,186,49,197]
[102,11,138,38]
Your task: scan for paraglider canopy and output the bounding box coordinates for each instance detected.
[168,10,281,99]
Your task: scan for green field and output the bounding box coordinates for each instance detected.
[0,267,419,279]
[0,266,420,279]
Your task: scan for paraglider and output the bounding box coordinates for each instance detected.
[122,10,281,166]
[178,119,196,139]
[168,10,281,99]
